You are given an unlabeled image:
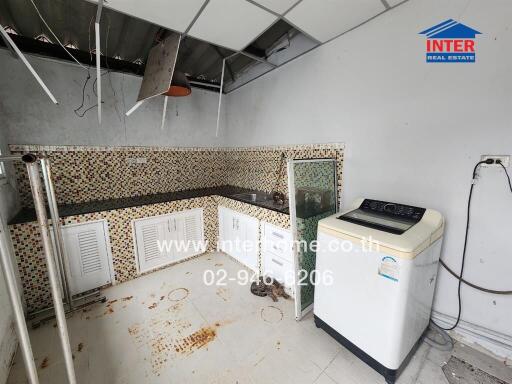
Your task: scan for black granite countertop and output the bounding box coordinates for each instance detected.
[8,186,291,225]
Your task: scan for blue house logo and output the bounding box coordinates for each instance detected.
[419,19,482,63]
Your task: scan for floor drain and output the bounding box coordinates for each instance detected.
[442,356,507,384]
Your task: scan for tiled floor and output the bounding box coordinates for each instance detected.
[7,253,512,384]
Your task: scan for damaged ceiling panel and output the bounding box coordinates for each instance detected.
[224,20,319,92]
[0,0,399,94]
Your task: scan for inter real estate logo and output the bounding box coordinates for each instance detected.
[419,19,481,63]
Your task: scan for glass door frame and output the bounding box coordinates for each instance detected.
[287,158,339,321]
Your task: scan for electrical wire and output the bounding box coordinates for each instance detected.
[439,259,512,295]
[28,0,89,72]
[425,321,454,351]
[432,159,512,332]
[73,73,92,117]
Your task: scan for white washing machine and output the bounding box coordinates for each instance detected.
[314,198,444,384]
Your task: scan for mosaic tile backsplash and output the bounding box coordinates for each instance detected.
[10,144,344,208]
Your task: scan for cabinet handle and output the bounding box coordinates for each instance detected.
[174,219,177,231]
[272,258,284,266]
[168,220,171,232]
[272,231,284,239]
[232,217,235,230]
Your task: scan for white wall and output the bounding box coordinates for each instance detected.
[0,50,223,148]
[225,0,512,356]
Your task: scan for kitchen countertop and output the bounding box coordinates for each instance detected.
[8,185,291,225]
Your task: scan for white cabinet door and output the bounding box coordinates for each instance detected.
[134,209,205,273]
[174,208,205,260]
[232,215,245,264]
[218,206,259,272]
[134,215,172,273]
[62,221,113,296]
[218,206,234,254]
[244,216,259,271]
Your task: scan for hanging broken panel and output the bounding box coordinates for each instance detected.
[288,159,337,319]
[137,33,180,101]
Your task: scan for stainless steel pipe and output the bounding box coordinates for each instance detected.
[40,158,74,311]
[25,158,77,384]
[0,155,23,161]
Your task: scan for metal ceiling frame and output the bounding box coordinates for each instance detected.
[225,0,411,94]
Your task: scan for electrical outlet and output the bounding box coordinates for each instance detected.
[481,155,510,167]
[127,157,147,165]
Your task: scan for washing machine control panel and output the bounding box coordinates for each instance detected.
[360,199,426,222]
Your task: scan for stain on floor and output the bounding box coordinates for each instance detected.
[167,288,189,302]
[216,287,229,302]
[173,327,217,355]
[260,306,283,323]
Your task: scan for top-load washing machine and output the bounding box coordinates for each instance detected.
[314,198,444,384]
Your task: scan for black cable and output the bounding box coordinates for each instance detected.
[73,73,91,117]
[433,159,512,331]
[499,162,512,192]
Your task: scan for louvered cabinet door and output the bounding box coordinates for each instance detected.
[134,217,172,273]
[62,221,112,296]
[174,208,205,260]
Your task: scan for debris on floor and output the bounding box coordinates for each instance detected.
[251,277,290,302]
[40,357,49,369]
[443,356,508,384]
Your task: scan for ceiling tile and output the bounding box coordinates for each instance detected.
[251,0,299,15]
[285,0,386,43]
[88,0,206,33]
[187,0,278,51]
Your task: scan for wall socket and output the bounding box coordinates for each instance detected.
[480,155,510,167]
[127,157,148,165]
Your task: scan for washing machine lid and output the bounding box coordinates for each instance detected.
[318,198,444,259]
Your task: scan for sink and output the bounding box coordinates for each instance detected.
[231,192,272,203]
[230,192,288,211]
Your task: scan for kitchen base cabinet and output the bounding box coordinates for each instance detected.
[218,206,259,272]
